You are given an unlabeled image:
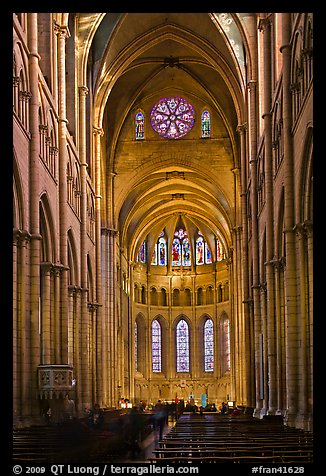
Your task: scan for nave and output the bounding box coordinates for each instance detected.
[13,411,313,465]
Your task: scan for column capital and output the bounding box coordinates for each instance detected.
[231,167,240,175]
[247,80,257,92]
[88,301,102,312]
[259,282,267,294]
[79,85,89,96]
[53,22,71,39]
[13,228,32,245]
[258,16,272,32]
[101,227,118,237]
[236,123,247,134]
[93,126,104,136]
[40,261,53,274]
[303,220,313,237]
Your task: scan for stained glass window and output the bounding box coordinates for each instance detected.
[196,236,205,265]
[172,228,191,267]
[201,109,211,138]
[136,111,144,140]
[216,239,224,261]
[205,243,212,264]
[182,238,191,266]
[197,231,212,265]
[176,319,190,372]
[172,238,181,266]
[152,319,162,372]
[138,241,146,263]
[204,319,214,372]
[158,237,167,265]
[151,246,157,265]
[150,96,195,139]
[152,232,167,266]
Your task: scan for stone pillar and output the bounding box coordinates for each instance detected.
[40,263,52,364]
[54,21,70,365]
[74,287,82,413]
[260,15,278,415]
[75,83,91,409]
[27,13,42,421]
[248,78,261,414]
[129,263,136,402]
[13,230,19,422]
[167,275,174,382]
[15,230,31,420]
[273,258,286,415]
[102,227,118,407]
[281,14,298,427]
[93,126,105,405]
[305,221,313,430]
[294,223,308,428]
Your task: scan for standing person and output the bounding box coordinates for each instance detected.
[176,399,184,419]
[63,393,76,421]
[220,402,228,414]
[153,400,165,440]
[127,406,144,457]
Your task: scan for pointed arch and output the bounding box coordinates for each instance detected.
[39,194,56,262]
[67,229,79,285]
[13,151,25,230]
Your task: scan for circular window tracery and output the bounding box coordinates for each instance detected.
[150,96,195,139]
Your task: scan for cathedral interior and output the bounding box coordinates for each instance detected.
[13,13,313,433]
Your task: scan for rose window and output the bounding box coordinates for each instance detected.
[150,96,195,139]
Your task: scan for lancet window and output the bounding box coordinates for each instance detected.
[152,319,162,372]
[176,319,190,372]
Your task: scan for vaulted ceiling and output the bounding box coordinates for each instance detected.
[75,12,253,261]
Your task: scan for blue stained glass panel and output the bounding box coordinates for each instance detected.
[176,319,189,372]
[201,109,210,138]
[152,320,162,372]
[172,238,181,266]
[204,319,214,372]
[136,112,144,140]
[158,237,166,265]
[182,238,191,266]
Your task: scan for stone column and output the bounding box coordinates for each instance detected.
[260,15,277,415]
[27,13,42,421]
[305,221,313,430]
[272,258,286,415]
[102,227,118,407]
[13,230,19,422]
[248,78,261,413]
[40,263,52,364]
[52,264,63,362]
[76,83,91,409]
[294,223,308,428]
[74,287,82,413]
[281,13,298,427]
[15,231,31,420]
[54,21,70,365]
[93,126,105,405]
